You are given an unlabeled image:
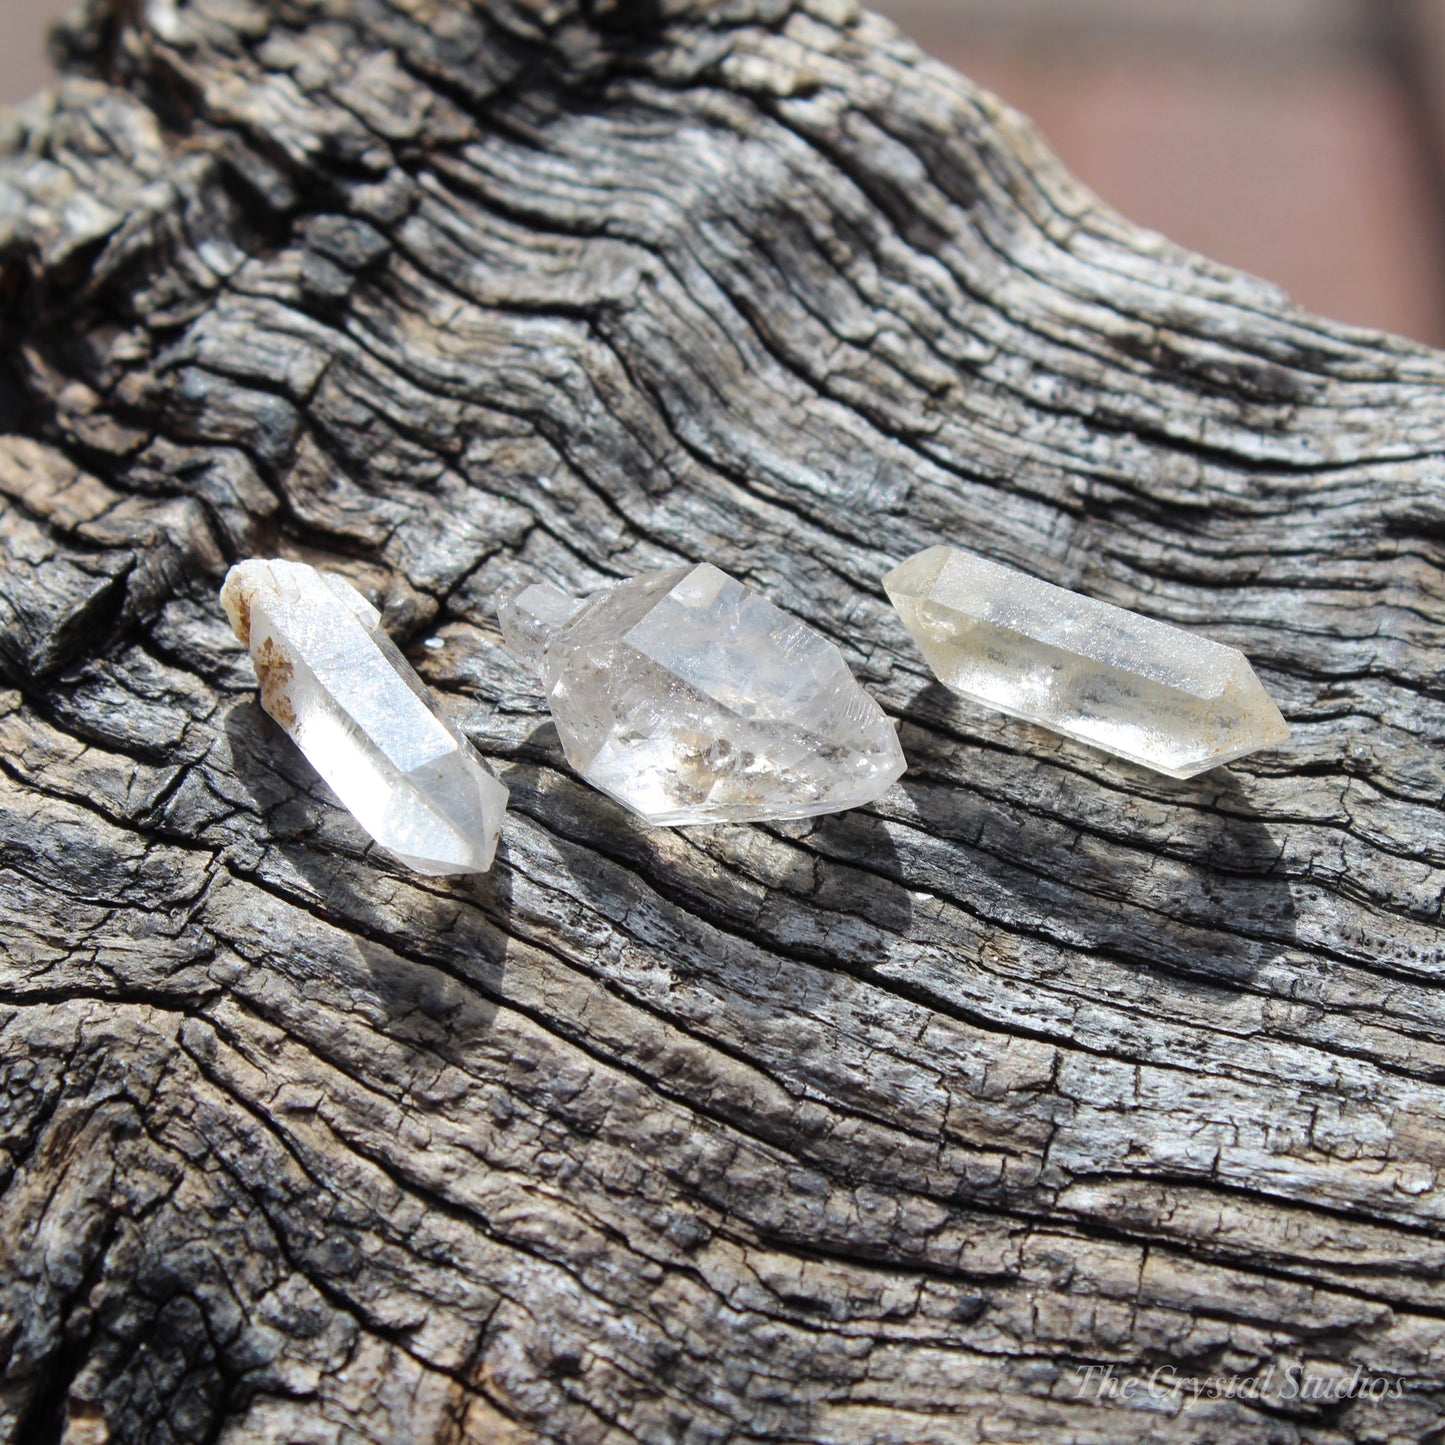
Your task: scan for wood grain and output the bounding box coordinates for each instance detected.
[0,0,1442,1440]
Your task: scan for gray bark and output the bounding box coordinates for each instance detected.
[0,0,1443,1441]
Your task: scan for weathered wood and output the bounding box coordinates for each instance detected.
[0,0,1443,1440]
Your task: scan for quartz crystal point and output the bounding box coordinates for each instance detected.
[497,563,907,825]
[220,559,508,875]
[884,546,1290,779]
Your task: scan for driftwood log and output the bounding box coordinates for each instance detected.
[1,0,1443,1440]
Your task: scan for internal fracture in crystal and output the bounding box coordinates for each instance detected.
[221,559,508,874]
[497,563,907,824]
[884,546,1290,778]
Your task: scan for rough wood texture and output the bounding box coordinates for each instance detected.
[1,0,1443,1440]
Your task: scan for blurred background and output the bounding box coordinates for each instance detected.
[3,0,1444,346]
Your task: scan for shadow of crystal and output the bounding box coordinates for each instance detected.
[893,679,1297,995]
[509,718,913,972]
[219,698,513,1030]
[782,808,916,968]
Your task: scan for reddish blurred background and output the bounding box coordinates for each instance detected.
[4,0,1444,346]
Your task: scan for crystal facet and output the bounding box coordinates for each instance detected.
[498,564,907,824]
[884,546,1290,778]
[221,559,508,874]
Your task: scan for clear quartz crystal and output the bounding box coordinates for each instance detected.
[884,546,1290,779]
[220,559,508,874]
[497,563,907,825]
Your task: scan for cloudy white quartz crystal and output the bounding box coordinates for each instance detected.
[497,563,907,825]
[220,559,508,875]
[884,546,1290,779]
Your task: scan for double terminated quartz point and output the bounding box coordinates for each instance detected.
[885,546,1289,779]
[499,563,906,825]
[221,560,508,875]
[220,540,1280,878]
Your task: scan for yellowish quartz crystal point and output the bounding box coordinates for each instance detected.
[884,546,1290,779]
